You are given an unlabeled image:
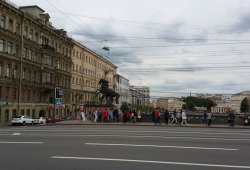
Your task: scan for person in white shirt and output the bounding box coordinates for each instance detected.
[181,110,188,126]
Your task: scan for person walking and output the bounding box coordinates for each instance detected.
[203,111,208,126]
[207,112,212,126]
[113,107,119,122]
[93,109,98,122]
[171,110,177,124]
[154,108,161,125]
[181,110,188,126]
[228,110,235,127]
[102,108,109,123]
[164,109,170,125]
[98,109,102,123]
[109,108,113,123]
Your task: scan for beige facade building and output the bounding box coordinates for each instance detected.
[71,41,117,115]
[157,97,184,111]
[211,91,250,114]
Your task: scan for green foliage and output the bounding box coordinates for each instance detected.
[182,96,216,111]
[186,100,195,110]
[240,97,249,113]
[120,102,130,113]
[120,102,154,113]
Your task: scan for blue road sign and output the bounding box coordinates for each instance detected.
[55,98,63,106]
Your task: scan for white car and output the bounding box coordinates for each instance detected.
[12,115,34,126]
[34,117,46,124]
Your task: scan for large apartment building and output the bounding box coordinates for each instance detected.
[0,0,118,125]
[71,41,117,114]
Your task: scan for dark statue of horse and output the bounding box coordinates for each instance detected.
[98,79,119,104]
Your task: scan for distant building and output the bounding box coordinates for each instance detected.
[116,74,129,109]
[129,86,150,106]
[211,91,250,113]
[157,97,184,111]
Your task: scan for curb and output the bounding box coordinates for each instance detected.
[50,121,250,129]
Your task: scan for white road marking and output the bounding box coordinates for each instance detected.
[12,133,21,135]
[1,129,250,136]
[51,156,250,169]
[85,142,238,151]
[5,133,250,141]
[0,141,44,144]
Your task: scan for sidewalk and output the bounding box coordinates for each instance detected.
[53,120,250,129]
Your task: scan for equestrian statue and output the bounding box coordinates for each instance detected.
[96,79,120,104]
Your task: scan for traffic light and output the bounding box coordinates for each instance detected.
[55,87,63,99]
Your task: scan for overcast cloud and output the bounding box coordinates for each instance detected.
[10,0,250,98]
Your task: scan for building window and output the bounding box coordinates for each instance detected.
[6,64,10,78]
[0,86,2,99]
[16,22,21,35]
[8,19,13,32]
[24,27,28,38]
[15,44,19,57]
[28,50,32,60]
[29,29,33,40]
[46,73,52,83]
[28,90,31,101]
[7,42,12,54]
[0,62,2,76]
[0,15,5,28]
[23,48,27,58]
[0,39,4,52]
[6,87,9,100]
[14,66,17,79]
[22,68,26,79]
[12,88,17,100]
[47,56,52,65]
[35,32,39,43]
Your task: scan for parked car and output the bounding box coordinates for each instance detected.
[12,115,34,126]
[46,117,63,123]
[34,117,46,124]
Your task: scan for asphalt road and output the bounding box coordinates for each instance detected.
[0,125,250,170]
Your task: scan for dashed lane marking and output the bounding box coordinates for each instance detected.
[51,156,250,169]
[85,142,238,151]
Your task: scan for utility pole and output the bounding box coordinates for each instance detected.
[17,13,25,114]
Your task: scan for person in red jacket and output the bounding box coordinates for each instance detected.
[154,108,161,125]
[102,108,109,122]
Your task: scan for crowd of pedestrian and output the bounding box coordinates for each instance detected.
[80,107,120,123]
[77,107,248,127]
[151,108,189,126]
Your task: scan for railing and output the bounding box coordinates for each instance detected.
[42,44,56,52]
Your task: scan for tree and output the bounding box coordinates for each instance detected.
[240,97,249,113]
[186,101,195,110]
[120,102,130,113]
[182,96,216,111]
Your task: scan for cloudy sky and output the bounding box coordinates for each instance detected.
[10,0,250,98]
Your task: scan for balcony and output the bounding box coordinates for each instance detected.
[42,44,56,52]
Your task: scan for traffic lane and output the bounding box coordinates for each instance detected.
[48,139,250,170]
[3,125,250,138]
[0,128,250,170]
[2,126,250,155]
[2,128,250,142]
[2,134,246,167]
[2,128,250,152]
